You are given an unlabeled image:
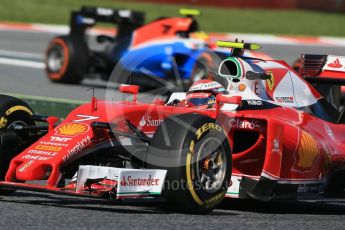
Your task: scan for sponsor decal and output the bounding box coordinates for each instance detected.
[18,160,33,172]
[28,150,57,156]
[293,131,319,171]
[251,81,261,95]
[327,58,342,68]
[56,123,89,136]
[297,184,320,193]
[238,84,246,91]
[22,155,52,161]
[202,82,222,89]
[189,81,222,91]
[39,141,68,147]
[139,116,163,127]
[73,115,100,122]
[120,175,160,187]
[204,191,226,209]
[51,136,71,142]
[196,123,222,140]
[187,92,210,99]
[5,105,33,116]
[96,7,113,16]
[246,100,263,106]
[275,96,294,103]
[119,9,131,18]
[266,71,274,91]
[273,138,280,152]
[62,136,91,162]
[0,116,7,128]
[35,145,61,152]
[229,119,260,130]
[324,124,335,141]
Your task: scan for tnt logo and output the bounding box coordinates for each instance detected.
[50,136,72,142]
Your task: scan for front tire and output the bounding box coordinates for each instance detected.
[146,114,231,213]
[0,94,35,195]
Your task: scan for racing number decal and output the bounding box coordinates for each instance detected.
[252,81,261,96]
[162,24,172,34]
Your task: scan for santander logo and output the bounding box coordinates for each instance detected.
[139,115,163,127]
[327,58,342,68]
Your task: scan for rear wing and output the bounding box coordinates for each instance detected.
[299,54,345,85]
[69,6,145,38]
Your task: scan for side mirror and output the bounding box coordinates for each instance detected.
[246,71,271,80]
[119,84,139,102]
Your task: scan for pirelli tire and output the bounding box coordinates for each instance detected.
[0,94,35,195]
[45,35,89,84]
[146,114,231,213]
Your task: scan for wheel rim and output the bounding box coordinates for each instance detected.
[47,44,64,72]
[196,137,227,194]
[7,120,28,129]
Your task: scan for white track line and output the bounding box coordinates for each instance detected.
[0,57,44,69]
[0,49,43,59]
[0,91,86,104]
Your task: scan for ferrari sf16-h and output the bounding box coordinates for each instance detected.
[1,41,345,213]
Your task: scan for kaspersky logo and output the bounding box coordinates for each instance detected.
[55,123,89,136]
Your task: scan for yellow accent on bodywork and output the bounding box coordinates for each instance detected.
[217,41,261,50]
[179,9,200,16]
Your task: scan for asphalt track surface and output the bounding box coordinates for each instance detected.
[1,29,345,229]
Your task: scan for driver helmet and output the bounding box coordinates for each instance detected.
[186,79,226,107]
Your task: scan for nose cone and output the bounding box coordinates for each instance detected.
[16,161,47,181]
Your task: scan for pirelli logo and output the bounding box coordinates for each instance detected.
[35,145,61,152]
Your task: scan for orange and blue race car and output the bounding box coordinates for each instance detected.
[1,41,343,213]
[45,6,270,90]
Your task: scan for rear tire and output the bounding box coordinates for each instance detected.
[0,94,35,195]
[146,114,231,213]
[45,36,89,84]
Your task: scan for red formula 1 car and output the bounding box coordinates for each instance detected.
[1,41,344,213]
[293,54,345,110]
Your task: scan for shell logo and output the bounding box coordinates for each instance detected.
[294,131,319,171]
[56,123,89,136]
